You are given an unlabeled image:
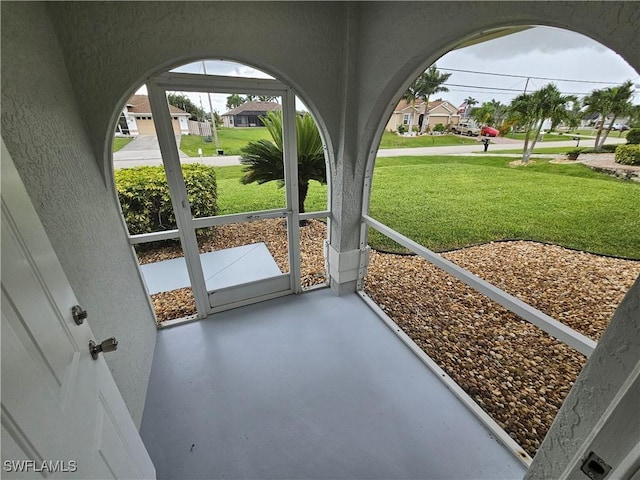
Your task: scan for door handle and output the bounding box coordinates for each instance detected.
[89,338,118,360]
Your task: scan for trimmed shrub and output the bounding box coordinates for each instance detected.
[397,124,407,134]
[615,144,640,165]
[115,164,217,235]
[433,123,446,133]
[626,128,640,145]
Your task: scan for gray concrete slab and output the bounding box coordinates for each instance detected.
[140,243,281,294]
[140,289,527,480]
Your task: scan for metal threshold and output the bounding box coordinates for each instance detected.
[140,288,528,479]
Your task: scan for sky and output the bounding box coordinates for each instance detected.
[136,26,639,115]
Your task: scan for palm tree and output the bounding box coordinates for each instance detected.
[583,81,634,150]
[416,65,452,133]
[226,94,246,110]
[508,84,573,163]
[508,92,538,162]
[597,81,634,148]
[401,77,422,135]
[240,111,326,215]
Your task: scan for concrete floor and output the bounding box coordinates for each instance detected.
[140,289,527,479]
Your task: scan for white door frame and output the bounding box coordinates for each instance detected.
[147,72,301,318]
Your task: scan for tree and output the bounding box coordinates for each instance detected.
[597,81,634,148]
[416,65,452,133]
[167,93,207,121]
[464,96,478,116]
[508,83,573,163]
[565,99,583,131]
[401,77,422,134]
[584,81,634,150]
[226,94,246,110]
[240,111,326,215]
[258,95,279,103]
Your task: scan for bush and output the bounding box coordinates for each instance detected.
[626,128,640,145]
[115,164,218,235]
[433,123,446,133]
[397,124,407,134]
[615,144,640,165]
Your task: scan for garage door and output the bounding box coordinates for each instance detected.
[137,119,156,135]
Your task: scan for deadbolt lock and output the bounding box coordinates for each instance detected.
[89,337,118,360]
[71,305,88,325]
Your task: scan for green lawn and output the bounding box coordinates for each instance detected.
[210,155,639,259]
[378,131,477,148]
[214,165,328,215]
[113,137,133,152]
[368,156,639,258]
[487,146,581,155]
[504,132,572,142]
[181,128,271,156]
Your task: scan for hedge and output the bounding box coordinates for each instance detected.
[115,164,217,235]
[626,128,640,145]
[614,144,640,166]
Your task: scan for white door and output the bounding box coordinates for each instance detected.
[1,138,155,479]
[146,73,302,317]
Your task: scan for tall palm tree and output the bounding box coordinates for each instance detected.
[584,88,613,150]
[401,77,423,135]
[597,80,634,148]
[240,111,326,215]
[508,84,573,163]
[416,65,452,133]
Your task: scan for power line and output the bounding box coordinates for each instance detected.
[444,82,592,96]
[439,67,627,85]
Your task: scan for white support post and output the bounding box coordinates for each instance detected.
[282,89,302,293]
[147,81,210,319]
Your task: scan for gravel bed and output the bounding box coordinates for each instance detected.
[135,223,640,457]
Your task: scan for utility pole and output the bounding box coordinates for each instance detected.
[201,61,220,151]
[523,77,530,95]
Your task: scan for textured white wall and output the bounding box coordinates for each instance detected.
[0,2,157,427]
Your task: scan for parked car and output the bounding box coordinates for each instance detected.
[481,126,499,137]
[451,122,480,136]
[611,123,629,131]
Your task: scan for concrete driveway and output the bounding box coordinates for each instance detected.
[113,135,187,161]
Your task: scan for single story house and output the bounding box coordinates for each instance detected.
[116,94,190,136]
[386,99,461,132]
[221,101,281,127]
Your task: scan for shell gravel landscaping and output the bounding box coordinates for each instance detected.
[137,219,640,457]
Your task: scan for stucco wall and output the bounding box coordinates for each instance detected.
[0,2,157,427]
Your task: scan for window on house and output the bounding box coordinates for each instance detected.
[403,114,410,125]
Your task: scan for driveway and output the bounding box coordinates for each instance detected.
[113,135,187,161]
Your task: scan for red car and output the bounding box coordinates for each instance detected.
[481,126,499,137]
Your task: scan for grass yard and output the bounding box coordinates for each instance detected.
[113,137,133,152]
[504,132,572,142]
[369,156,639,259]
[214,165,328,215]
[181,128,271,156]
[212,155,639,258]
[487,146,581,155]
[378,131,477,148]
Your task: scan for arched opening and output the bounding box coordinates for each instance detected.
[110,59,331,324]
[361,25,640,459]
